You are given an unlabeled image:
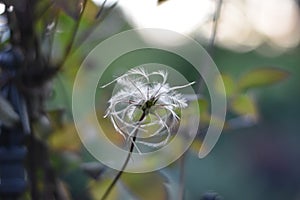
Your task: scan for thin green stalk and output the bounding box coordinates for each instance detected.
[208,0,223,56]
[196,0,223,94]
[58,0,87,69]
[100,112,146,200]
[73,1,118,50]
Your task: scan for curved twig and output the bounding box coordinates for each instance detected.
[100,112,146,200]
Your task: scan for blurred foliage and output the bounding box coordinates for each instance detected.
[0,0,297,199]
[237,68,290,91]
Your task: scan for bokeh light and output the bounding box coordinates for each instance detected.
[91,0,300,53]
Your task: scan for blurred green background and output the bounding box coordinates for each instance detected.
[8,0,297,199]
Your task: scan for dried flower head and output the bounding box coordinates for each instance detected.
[101,67,194,151]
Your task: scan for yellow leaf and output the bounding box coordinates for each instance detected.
[121,173,167,200]
[238,67,289,91]
[231,94,258,121]
[215,74,236,98]
[89,178,119,200]
[49,123,82,152]
[190,139,202,154]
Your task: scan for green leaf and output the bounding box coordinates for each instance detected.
[121,173,168,200]
[89,178,120,200]
[190,139,203,154]
[82,0,99,22]
[230,94,258,121]
[53,0,84,20]
[198,98,209,115]
[215,74,236,98]
[49,123,82,152]
[238,67,289,91]
[187,99,210,126]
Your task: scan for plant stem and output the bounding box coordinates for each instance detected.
[196,0,223,94]
[95,0,108,19]
[58,0,87,69]
[100,112,146,200]
[208,0,223,56]
[73,1,118,51]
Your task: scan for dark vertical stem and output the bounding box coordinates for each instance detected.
[196,0,223,94]
[95,0,108,19]
[100,112,146,200]
[58,0,87,69]
[73,1,118,51]
[208,0,223,57]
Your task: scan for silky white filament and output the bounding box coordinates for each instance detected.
[101,67,194,150]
